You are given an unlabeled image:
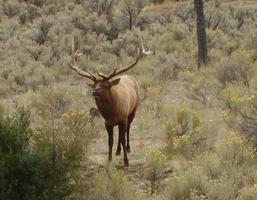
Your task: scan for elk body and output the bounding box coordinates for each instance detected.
[68,37,149,166]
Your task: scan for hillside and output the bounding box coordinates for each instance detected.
[1,0,257,199]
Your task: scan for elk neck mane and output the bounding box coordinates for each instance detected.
[94,85,119,120]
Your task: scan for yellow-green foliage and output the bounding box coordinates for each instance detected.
[222,84,249,111]
[223,85,257,145]
[145,150,167,173]
[169,166,208,200]
[89,169,136,200]
[32,83,75,117]
[145,150,167,193]
[216,135,255,166]
[32,109,96,199]
[145,150,167,194]
[239,185,257,200]
[165,107,203,157]
[216,50,254,87]
[167,107,201,137]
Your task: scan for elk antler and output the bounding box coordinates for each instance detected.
[68,37,96,81]
[98,29,151,80]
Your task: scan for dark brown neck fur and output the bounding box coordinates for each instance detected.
[95,91,116,120]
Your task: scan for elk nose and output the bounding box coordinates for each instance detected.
[93,89,100,97]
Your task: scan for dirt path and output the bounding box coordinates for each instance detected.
[86,119,166,194]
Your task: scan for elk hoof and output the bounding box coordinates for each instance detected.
[116,149,121,156]
[108,156,112,161]
[126,146,130,153]
[124,158,129,167]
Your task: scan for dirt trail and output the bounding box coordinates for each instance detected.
[86,120,166,193]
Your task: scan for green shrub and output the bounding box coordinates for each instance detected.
[197,153,222,180]
[0,106,92,200]
[145,150,167,194]
[245,29,257,51]
[222,84,249,112]
[215,50,254,88]
[29,0,45,7]
[0,107,48,200]
[216,135,255,167]
[165,107,202,157]
[223,87,257,145]
[32,83,74,117]
[168,166,208,200]
[175,123,218,160]
[205,179,238,200]
[239,185,257,200]
[89,169,136,200]
[3,0,21,17]
[169,107,201,137]
[34,110,94,199]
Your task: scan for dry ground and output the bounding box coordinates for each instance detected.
[86,114,167,195]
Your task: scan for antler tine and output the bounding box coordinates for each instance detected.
[97,29,150,81]
[107,56,139,80]
[138,28,151,56]
[105,69,117,79]
[68,37,96,81]
[103,30,144,80]
[97,69,118,80]
[97,71,108,79]
[88,71,97,80]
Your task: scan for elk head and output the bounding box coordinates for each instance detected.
[68,34,150,99]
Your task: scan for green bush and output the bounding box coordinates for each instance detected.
[215,50,254,88]
[239,185,257,200]
[222,84,249,112]
[206,179,238,200]
[89,169,136,200]
[216,135,255,167]
[3,0,21,17]
[168,166,208,200]
[168,107,201,137]
[32,83,74,117]
[224,91,257,146]
[0,106,92,200]
[0,107,48,200]
[145,150,167,194]
[34,110,94,199]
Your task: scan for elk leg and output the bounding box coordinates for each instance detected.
[127,107,137,153]
[106,124,113,161]
[116,133,121,156]
[126,123,131,153]
[119,123,128,167]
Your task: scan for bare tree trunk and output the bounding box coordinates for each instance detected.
[129,12,133,30]
[194,0,208,68]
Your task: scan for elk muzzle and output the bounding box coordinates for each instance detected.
[93,89,101,98]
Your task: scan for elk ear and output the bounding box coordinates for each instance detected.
[110,78,120,87]
[87,82,94,88]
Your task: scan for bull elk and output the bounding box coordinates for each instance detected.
[68,35,150,166]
